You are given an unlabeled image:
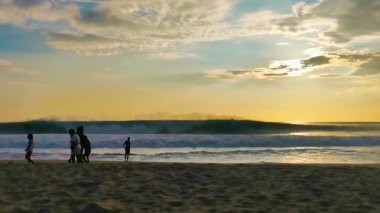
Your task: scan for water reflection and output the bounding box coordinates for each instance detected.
[1,146,380,164]
[287,131,380,137]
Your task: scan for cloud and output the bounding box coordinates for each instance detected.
[352,57,380,76]
[0,0,264,57]
[147,51,197,60]
[0,58,36,75]
[1,0,234,56]
[0,0,379,58]
[205,58,317,80]
[301,56,330,67]
[205,65,296,80]
[48,33,126,56]
[315,0,380,43]
[0,59,42,88]
[0,0,79,28]
[309,74,344,78]
[0,59,13,67]
[324,50,380,76]
[274,0,380,43]
[12,0,45,8]
[237,8,325,38]
[0,79,45,88]
[205,50,380,80]
[236,0,380,46]
[238,10,294,35]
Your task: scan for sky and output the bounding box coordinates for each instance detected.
[0,0,380,122]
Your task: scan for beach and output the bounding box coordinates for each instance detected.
[0,161,379,212]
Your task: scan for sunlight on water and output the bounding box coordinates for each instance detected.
[289,132,313,136]
[2,122,380,164]
[1,133,380,164]
[287,131,380,137]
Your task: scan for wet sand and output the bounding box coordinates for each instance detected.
[0,161,380,212]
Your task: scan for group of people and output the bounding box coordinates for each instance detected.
[68,126,92,163]
[24,126,132,163]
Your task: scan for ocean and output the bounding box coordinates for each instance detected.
[1,122,380,164]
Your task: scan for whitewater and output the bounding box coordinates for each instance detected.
[1,131,380,164]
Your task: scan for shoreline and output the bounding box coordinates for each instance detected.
[1,161,380,212]
[1,159,380,166]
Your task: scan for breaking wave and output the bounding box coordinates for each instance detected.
[1,134,380,149]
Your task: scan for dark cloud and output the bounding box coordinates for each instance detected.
[206,66,291,79]
[326,51,380,76]
[206,50,380,80]
[228,70,257,75]
[276,0,380,43]
[301,56,330,67]
[322,0,380,43]
[79,8,109,23]
[76,7,140,29]
[263,73,288,77]
[354,59,380,76]
[270,64,289,70]
[313,74,343,78]
[49,33,119,43]
[331,52,376,62]
[210,69,258,79]
[273,16,302,32]
[302,51,380,76]
[12,0,45,8]
[323,31,350,43]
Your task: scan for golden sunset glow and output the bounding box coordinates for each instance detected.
[0,0,379,122]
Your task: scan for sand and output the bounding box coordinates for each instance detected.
[0,161,380,213]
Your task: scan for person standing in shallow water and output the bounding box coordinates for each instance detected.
[124,137,131,162]
[68,129,82,163]
[77,126,91,163]
[25,133,34,163]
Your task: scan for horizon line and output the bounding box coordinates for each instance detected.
[1,119,380,124]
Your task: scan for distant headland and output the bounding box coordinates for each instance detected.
[0,119,368,134]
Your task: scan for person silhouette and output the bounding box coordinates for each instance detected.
[123,137,131,162]
[77,126,91,163]
[25,133,34,163]
[68,129,82,163]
